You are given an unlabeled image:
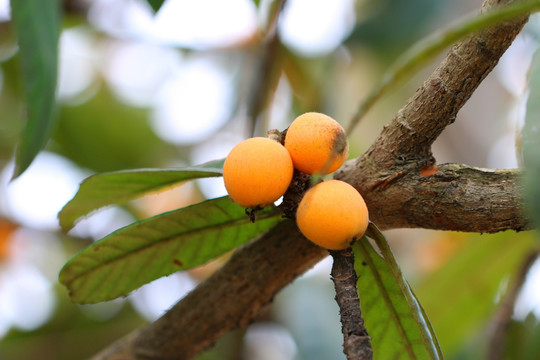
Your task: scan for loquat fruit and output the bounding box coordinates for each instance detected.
[223,137,294,208]
[284,112,348,175]
[296,180,369,250]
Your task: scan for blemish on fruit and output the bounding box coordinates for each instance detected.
[285,112,349,175]
[332,128,348,154]
[420,165,439,177]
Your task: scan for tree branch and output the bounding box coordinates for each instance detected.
[91,221,327,360]
[337,163,530,233]
[335,0,531,231]
[339,0,529,171]
[91,0,533,358]
[331,249,373,360]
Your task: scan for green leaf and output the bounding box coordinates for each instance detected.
[347,0,540,133]
[353,223,443,360]
[10,0,61,178]
[58,159,224,231]
[415,231,537,356]
[146,0,166,13]
[523,47,540,229]
[59,196,282,304]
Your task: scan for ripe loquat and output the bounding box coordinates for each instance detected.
[284,112,348,175]
[223,137,293,208]
[296,180,369,250]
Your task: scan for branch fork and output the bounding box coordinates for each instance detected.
[91,0,533,358]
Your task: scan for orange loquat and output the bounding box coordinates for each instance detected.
[296,180,369,250]
[284,112,348,175]
[223,137,293,208]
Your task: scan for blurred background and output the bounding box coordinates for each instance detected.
[0,0,539,359]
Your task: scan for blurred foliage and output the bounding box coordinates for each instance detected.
[0,296,145,360]
[416,231,538,358]
[54,85,178,172]
[348,0,540,132]
[0,231,146,360]
[146,0,166,13]
[523,47,540,229]
[348,0,452,60]
[9,0,61,178]
[503,313,540,360]
[274,274,346,360]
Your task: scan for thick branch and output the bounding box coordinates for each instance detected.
[339,163,529,233]
[91,221,327,360]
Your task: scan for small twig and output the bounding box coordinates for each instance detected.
[262,0,287,38]
[246,0,288,137]
[330,248,373,360]
[487,250,540,360]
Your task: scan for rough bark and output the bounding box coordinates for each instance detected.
[91,221,327,360]
[331,249,373,360]
[91,0,533,359]
[337,164,527,233]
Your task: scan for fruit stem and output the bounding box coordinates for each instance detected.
[267,129,285,144]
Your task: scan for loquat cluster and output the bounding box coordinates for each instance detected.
[223,112,369,250]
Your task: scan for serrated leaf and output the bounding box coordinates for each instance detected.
[523,47,540,229]
[353,223,443,360]
[10,0,61,178]
[58,159,224,231]
[146,0,166,13]
[59,196,282,304]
